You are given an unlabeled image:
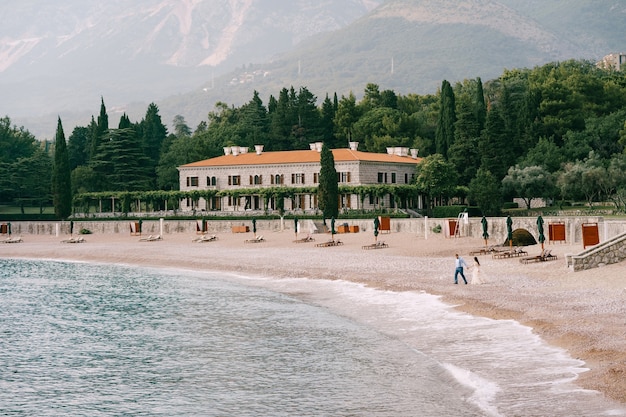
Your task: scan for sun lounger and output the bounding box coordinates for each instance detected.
[469,246,500,255]
[294,235,315,243]
[362,241,388,250]
[193,234,217,242]
[139,234,162,242]
[520,249,558,264]
[492,247,527,259]
[2,236,22,243]
[61,237,86,243]
[245,235,265,243]
[315,239,343,247]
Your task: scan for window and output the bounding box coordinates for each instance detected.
[291,173,305,184]
[254,175,262,185]
[187,176,199,187]
[228,175,241,186]
[404,173,408,184]
[339,172,351,183]
[313,173,319,184]
[391,172,396,184]
[207,176,216,186]
[271,174,284,185]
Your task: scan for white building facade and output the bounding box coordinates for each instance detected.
[178,142,423,214]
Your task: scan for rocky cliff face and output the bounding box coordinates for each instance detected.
[0,0,381,72]
[0,0,381,121]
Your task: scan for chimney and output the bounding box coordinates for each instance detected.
[223,147,232,155]
[386,147,394,155]
[349,141,359,151]
[410,148,419,159]
[255,145,264,155]
[231,146,239,156]
[309,143,317,150]
[239,146,249,154]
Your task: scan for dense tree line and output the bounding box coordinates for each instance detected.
[1,59,625,217]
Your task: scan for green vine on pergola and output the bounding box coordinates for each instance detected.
[73,184,420,215]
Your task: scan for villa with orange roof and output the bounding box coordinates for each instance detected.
[177,142,423,214]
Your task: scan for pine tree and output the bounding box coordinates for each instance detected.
[317,143,338,219]
[53,117,72,218]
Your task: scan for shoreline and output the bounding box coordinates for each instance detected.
[2,230,625,404]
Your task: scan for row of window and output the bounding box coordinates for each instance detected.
[378,172,414,184]
[185,172,358,187]
[185,193,396,210]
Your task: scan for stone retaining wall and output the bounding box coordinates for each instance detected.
[4,216,625,243]
[566,233,626,271]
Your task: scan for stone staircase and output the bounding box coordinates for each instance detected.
[312,220,328,234]
[566,231,626,271]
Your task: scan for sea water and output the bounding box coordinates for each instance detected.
[0,259,624,416]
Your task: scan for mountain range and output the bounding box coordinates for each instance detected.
[1,0,623,139]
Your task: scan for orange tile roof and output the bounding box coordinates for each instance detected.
[180,148,422,168]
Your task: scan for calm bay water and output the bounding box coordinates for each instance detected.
[0,259,624,416]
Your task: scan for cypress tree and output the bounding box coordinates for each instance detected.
[90,98,109,159]
[53,117,72,218]
[475,77,487,132]
[317,143,338,219]
[435,80,456,158]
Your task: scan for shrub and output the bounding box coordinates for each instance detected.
[432,206,466,218]
[79,228,92,235]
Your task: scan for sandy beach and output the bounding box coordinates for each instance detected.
[2,228,625,404]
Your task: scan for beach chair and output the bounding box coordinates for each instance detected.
[2,236,22,243]
[61,237,86,243]
[316,239,343,247]
[139,235,162,242]
[362,241,388,250]
[294,235,315,243]
[541,249,558,261]
[520,249,557,264]
[492,247,527,259]
[245,235,265,243]
[193,234,217,242]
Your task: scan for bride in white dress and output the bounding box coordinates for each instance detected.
[471,256,485,284]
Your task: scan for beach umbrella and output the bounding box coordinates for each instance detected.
[537,215,545,250]
[252,218,257,235]
[201,217,206,233]
[373,217,380,242]
[330,217,336,240]
[138,219,143,235]
[294,217,299,239]
[481,216,489,248]
[506,215,513,249]
[70,220,74,235]
[7,222,11,236]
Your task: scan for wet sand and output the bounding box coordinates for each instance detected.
[2,229,625,404]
